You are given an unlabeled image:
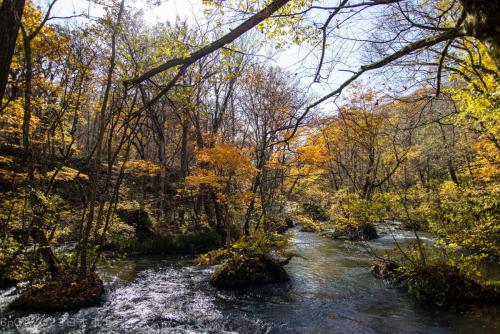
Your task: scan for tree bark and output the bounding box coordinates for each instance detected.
[0,0,25,103]
[460,0,500,69]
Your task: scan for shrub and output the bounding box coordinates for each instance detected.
[115,203,156,238]
[294,214,324,232]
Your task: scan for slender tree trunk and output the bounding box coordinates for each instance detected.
[79,0,125,278]
[21,30,33,178]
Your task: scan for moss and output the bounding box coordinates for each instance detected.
[112,230,223,255]
[10,270,104,312]
[331,221,378,240]
[210,255,289,289]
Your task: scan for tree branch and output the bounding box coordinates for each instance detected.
[125,0,292,86]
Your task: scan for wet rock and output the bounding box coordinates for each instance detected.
[331,221,378,241]
[0,275,17,289]
[210,256,289,289]
[10,270,104,312]
[284,217,295,228]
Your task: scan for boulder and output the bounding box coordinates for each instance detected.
[210,256,289,289]
[372,260,500,306]
[116,207,154,238]
[331,221,378,240]
[284,217,295,228]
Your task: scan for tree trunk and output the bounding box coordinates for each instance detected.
[79,0,125,278]
[0,0,25,103]
[22,31,32,169]
[460,0,500,69]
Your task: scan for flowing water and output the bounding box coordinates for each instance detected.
[1,229,499,334]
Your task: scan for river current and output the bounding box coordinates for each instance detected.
[1,229,499,333]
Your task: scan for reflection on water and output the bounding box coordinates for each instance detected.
[0,230,498,333]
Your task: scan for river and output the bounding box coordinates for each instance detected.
[0,229,499,333]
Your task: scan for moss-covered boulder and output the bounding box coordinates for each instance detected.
[284,217,295,228]
[116,206,155,238]
[10,271,104,311]
[372,260,499,306]
[331,221,378,240]
[0,274,17,289]
[301,201,329,221]
[210,255,289,289]
[400,264,498,306]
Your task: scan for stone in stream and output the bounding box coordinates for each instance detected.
[329,221,379,241]
[372,259,500,307]
[210,255,290,289]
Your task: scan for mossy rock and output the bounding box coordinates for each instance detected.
[331,221,378,240]
[301,202,329,221]
[372,261,499,307]
[401,264,498,306]
[10,271,104,312]
[284,217,295,228]
[116,207,155,238]
[0,275,17,289]
[296,215,322,232]
[210,256,289,289]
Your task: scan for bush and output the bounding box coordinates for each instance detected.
[429,182,499,261]
[0,237,47,288]
[294,214,323,232]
